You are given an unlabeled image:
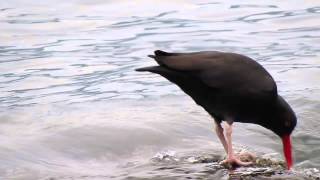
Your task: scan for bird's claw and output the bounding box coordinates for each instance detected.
[220,156,253,168]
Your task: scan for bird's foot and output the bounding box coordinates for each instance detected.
[220,156,253,168]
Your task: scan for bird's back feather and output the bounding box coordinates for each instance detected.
[142,50,277,100]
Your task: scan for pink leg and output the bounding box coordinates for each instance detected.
[222,121,252,166]
[215,121,228,153]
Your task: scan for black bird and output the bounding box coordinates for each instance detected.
[136,50,296,169]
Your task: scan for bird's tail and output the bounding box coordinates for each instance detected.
[135,66,167,74]
[146,50,175,66]
[136,50,179,73]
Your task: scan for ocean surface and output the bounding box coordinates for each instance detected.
[0,0,320,179]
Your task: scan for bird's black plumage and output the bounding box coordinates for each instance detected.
[136,50,296,137]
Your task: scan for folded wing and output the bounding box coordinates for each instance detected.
[149,50,277,100]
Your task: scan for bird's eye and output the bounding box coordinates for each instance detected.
[284,120,291,127]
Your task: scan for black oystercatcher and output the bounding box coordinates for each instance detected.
[136,50,296,169]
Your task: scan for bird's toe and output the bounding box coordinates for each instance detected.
[220,157,253,169]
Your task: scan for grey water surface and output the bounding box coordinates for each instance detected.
[0,0,320,179]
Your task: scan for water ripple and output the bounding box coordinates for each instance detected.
[0,0,319,179]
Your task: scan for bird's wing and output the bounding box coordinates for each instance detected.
[150,50,277,99]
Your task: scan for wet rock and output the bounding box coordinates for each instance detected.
[148,150,320,180]
[229,169,274,180]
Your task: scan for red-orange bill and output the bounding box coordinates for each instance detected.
[282,134,293,170]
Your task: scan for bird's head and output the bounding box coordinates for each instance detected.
[266,96,297,170]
